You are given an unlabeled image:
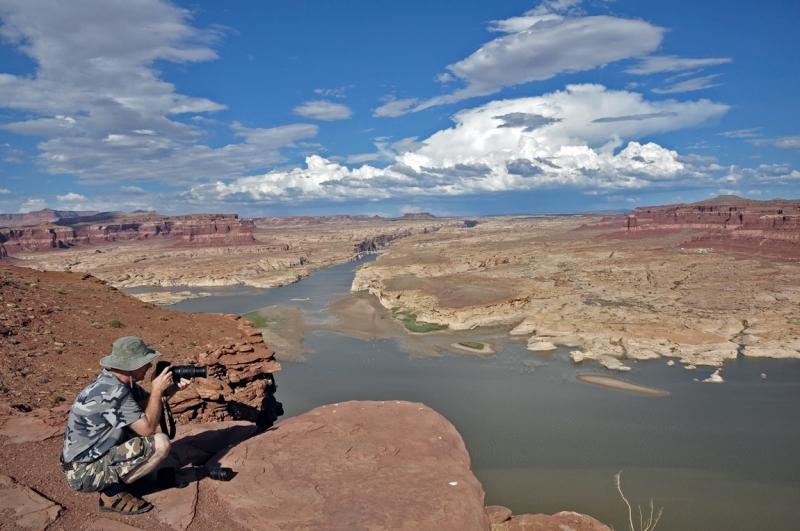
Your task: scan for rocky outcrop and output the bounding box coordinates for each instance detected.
[0,226,87,252]
[210,400,491,531]
[169,315,283,429]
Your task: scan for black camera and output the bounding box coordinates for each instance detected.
[154,361,207,380]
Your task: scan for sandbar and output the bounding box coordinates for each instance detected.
[450,342,495,355]
[575,374,669,396]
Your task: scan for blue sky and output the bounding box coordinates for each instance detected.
[0,0,798,217]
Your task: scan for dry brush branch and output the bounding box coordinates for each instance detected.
[614,471,663,531]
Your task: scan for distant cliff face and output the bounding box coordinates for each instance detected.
[0,212,255,253]
[622,197,800,259]
[628,197,800,231]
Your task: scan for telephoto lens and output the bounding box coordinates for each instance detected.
[171,365,208,379]
[207,467,233,481]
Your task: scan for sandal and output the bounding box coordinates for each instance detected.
[99,491,153,515]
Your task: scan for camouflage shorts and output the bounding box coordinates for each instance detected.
[64,436,156,492]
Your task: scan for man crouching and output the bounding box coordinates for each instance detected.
[60,336,193,515]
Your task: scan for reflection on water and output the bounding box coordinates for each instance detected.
[139,256,800,530]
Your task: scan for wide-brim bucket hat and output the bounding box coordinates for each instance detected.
[100,336,161,371]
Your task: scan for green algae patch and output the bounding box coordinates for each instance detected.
[392,309,448,333]
[459,341,484,350]
[241,310,277,329]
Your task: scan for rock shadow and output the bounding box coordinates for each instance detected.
[133,422,258,497]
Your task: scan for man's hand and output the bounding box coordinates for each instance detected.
[151,367,174,396]
[175,378,192,391]
[164,378,193,400]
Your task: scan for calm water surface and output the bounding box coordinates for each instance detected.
[146,258,800,531]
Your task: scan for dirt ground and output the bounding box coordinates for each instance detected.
[0,265,258,530]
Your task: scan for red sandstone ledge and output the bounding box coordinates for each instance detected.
[0,400,610,531]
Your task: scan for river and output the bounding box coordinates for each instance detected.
[128,257,800,531]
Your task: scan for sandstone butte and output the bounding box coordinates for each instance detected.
[0,266,610,530]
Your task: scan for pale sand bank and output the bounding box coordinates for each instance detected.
[132,290,211,306]
[450,342,495,355]
[576,374,669,396]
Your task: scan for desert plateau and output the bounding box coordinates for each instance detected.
[5,196,798,374]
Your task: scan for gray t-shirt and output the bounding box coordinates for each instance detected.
[62,369,147,464]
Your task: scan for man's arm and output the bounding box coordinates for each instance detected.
[129,369,173,437]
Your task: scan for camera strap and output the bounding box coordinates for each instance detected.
[160,402,176,440]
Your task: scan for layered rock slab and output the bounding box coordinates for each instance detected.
[210,400,490,531]
[0,475,61,530]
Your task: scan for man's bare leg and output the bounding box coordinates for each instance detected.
[120,433,171,484]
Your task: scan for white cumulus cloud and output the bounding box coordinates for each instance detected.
[187,85,730,205]
[56,192,88,202]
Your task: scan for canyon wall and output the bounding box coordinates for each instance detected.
[2,214,451,291]
[624,196,800,258]
[0,212,255,253]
